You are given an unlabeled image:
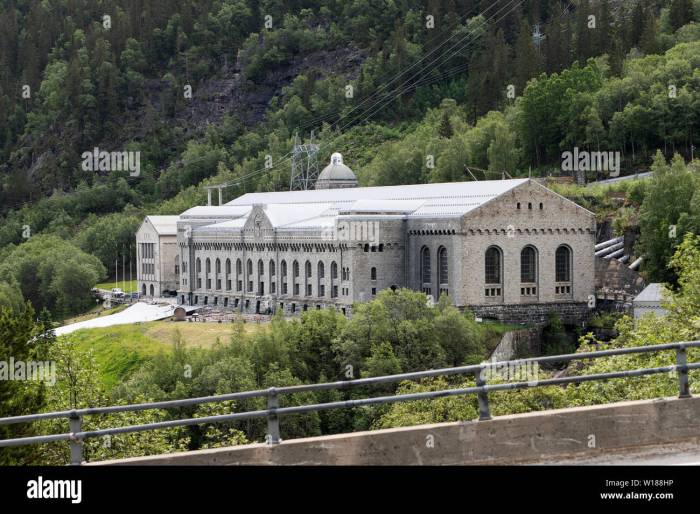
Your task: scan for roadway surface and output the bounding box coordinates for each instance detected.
[534,441,700,465]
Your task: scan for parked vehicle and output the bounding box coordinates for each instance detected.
[111,288,125,298]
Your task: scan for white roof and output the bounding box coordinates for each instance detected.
[342,199,425,214]
[228,179,528,208]
[633,283,666,303]
[181,205,252,218]
[145,216,179,235]
[190,179,532,233]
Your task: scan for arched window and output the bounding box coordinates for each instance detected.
[304,261,312,296]
[226,259,231,275]
[236,259,242,275]
[257,259,265,295]
[281,260,288,295]
[555,245,572,296]
[247,259,253,275]
[293,260,299,278]
[438,247,448,296]
[520,246,537,283]
[215,258,221,274]
[331,261,338,279]
[149,284,154,296]
[555,246,571,282]
[269,260,276,276]
[247,259,253,292]
[196,258,201,273]
[317,261,325,297]
[485,247,501,284]
[421,246,431,295]
[206,258,211,274]
[484,246,502,298]
[370,267,376,280]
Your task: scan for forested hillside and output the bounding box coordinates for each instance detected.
[2,0,700,466]
[0,0,698,314]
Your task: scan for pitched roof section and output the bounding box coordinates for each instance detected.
[633,283,666,303]
[145,215,179,235]
[229,179,527,212]
[188,179,597,233]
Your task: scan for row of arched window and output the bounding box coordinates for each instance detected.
[192,257,343,298]
[420,246,449,296]
[483,245,572,297]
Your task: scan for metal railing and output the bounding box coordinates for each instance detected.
[1,341,699,465]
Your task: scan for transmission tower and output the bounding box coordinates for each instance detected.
[532,24,545,52]
[290,132,320,190]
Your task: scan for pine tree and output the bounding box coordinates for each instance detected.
[669,0,694,32]
[640,11,659,55]
[439,110,453,138]
[513,19,542,95]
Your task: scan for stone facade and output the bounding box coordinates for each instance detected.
[140,169,596,324]
[136,216,179,298]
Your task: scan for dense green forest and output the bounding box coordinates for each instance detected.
[0,1,699,318]
[1,0,700,464]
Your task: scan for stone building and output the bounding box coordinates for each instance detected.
[135,215,179,297]
[150,154,597,324]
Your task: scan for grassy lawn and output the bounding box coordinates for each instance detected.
[95,279,138,293]
[67,320,265,389]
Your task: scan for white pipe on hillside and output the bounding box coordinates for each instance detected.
[604,248,625,260]
[629,257,643,270]
[595,236,624,251]
[595,241,624,257]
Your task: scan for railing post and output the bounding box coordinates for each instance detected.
[475,369,492,421]
[266,387,280,444]
[676,345,691,398]
[68,412,83,466]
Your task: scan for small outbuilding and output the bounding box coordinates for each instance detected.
[633,283,667,320]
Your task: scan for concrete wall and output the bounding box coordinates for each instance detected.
[95,396,700,466]
[489,327,542,361]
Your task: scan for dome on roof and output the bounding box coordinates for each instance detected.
[315,152,358,189]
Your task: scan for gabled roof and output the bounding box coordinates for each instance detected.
[144,216,179,236]
[182,178,591,234]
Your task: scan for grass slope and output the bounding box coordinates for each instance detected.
[67,320,263,388]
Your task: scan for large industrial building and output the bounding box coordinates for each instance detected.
[137,153,596,323]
